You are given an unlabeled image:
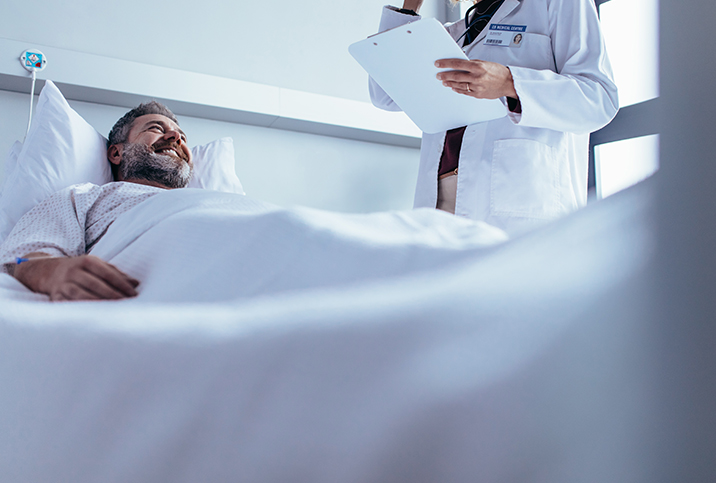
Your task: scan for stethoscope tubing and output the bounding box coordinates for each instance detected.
[455,0,505,45]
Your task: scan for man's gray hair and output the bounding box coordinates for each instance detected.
[108,101,179,146]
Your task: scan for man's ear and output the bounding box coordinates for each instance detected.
[107,144,123,166]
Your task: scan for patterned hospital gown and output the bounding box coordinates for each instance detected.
[0,182,165,274]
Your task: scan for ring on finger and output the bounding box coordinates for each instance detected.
[466,83,471,92]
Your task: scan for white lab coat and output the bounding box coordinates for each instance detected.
[370,0,618,235]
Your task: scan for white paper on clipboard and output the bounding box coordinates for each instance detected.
[349,18,506,134]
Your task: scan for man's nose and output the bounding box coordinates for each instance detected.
[164,130,182,143]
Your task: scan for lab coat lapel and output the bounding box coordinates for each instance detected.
[464,0,521,56]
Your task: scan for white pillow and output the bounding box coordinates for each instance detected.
[0,141,23,197]
[188,138,244,194]
[0,80,244,243]
[0,81,111,243]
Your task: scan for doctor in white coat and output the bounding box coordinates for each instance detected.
[370,0,618,236]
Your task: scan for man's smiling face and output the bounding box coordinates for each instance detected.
[126,114,192,166]
[109,113,194,189]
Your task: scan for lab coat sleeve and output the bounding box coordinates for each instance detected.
[507,0,619,134]
[369,6,422,112]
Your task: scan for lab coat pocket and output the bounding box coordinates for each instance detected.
[489,139,559,219]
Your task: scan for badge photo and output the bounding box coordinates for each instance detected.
[511,33,523,47]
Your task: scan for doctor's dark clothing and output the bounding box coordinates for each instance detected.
[439,0,507,179]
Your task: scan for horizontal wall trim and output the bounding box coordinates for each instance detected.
[590,98,660,146]
[0,37,421,148]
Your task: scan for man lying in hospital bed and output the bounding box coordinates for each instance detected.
[1,101,192,300]
[0,81,508,302]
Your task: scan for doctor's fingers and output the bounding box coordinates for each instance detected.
[438,68,489,92]
[435,58,486,72]
[436,64,492,91]
[438,69,487,85]
[403,0,425,12]
[449,82,489,99]
[445,78,504,99]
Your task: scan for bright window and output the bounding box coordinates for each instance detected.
[595,134,659,198]
[599,0,659,108]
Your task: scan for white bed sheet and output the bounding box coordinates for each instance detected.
[0,180,657,482]
[0,188,508,303]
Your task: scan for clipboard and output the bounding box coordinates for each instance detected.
[349,18,506,134]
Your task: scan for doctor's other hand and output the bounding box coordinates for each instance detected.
[12,253,140,301]
[401,0,424,13]
[436,58,518,100]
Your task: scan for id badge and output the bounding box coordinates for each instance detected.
[484,24,527,48]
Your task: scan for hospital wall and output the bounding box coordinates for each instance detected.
[0,89,419,212]
[0,0,452,211]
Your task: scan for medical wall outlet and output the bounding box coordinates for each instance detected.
[20,49,47,72]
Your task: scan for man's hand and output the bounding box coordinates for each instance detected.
[13,254,140,301]
[436,58,519,100]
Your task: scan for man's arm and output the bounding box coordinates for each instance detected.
[10,252,139,301]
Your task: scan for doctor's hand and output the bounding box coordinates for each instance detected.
[436,58,518,100]
[401,0,424,13]
[12,253,140,301]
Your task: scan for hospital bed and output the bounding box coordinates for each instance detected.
[0,81,656,482]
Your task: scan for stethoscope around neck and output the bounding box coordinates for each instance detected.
[455,0,505,45]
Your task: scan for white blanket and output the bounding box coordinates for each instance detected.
[1,188,508,303]
[0,182,657,482]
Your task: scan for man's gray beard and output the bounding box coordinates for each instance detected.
[119,143,192,189]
